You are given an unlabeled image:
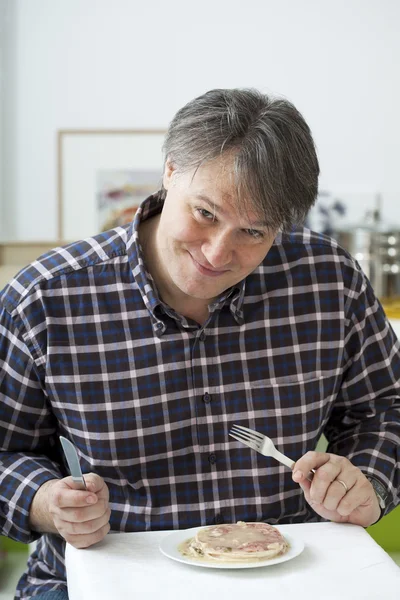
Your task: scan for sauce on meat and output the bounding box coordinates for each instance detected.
[179,521,289,563]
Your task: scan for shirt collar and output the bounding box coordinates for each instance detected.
[126,192,246,333]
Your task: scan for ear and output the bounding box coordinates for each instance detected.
[163,158,178,190]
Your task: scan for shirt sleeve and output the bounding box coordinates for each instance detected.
[0,304,63,543]
[324,269,400,516]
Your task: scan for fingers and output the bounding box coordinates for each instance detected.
[52,484,97,509]
[306,460,357,508]
[292,451,340,502]
[61,522,111,549]
[322,479,351,512]
[57,508,111,536]
[293,450,332,478]
[332,482,367,517]
[54,474,109,508]
[291,452,381,526]
[55,498,109,523]
[84,473,110,499]
[48,474,111,548]
[56,508,112,548]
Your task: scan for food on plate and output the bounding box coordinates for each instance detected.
[179,521,289,562]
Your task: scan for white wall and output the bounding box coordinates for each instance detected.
[1,0,400,241]
[0,1,6,239]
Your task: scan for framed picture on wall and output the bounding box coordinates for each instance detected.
[57,129,166,241]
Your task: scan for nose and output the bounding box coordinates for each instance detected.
[202,231,234,269]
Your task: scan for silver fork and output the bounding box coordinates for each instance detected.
[229,424,315,481]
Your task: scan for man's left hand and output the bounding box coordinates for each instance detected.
[292,451,381,527]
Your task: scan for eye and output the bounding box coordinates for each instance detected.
[197,208,215,220]
[244,228,264,239]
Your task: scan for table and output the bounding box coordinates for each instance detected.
[65,522,400,600]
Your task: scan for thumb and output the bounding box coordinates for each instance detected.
[292,469,312,497]
[84,472,109,500]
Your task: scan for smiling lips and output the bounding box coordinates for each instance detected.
[190,253,230,277]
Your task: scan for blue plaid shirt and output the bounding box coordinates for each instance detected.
[1,192,400,598]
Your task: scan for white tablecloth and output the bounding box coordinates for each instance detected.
[65,522,400,600]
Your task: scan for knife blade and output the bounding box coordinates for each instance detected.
[60,436,87,490]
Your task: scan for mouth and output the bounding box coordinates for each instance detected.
[190,254,229,278]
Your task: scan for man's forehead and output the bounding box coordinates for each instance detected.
[193,191,269,229]
[184,157,271,228]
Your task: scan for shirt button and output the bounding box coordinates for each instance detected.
[208,453,217,464]
[0,502,9,515]
[215,514,224,524]
[154,322,165,335]
[202,393,212,404]
[199,331,206,341]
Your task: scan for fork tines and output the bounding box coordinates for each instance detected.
[229,424,263,442]
[229,433,259,451]
[229,424,262,449]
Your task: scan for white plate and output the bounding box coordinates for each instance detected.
[159,526,304,569]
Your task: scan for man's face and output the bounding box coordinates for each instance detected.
[155,155,277,305]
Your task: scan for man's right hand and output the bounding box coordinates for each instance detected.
[30,473,111,548]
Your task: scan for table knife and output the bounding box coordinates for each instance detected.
[60,436,87,490]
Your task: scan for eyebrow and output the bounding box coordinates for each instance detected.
[194,193,271,229]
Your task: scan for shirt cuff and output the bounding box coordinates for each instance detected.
[0,455,63,544]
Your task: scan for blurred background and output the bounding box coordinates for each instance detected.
[0,0,399,596]
[1,0,400,241]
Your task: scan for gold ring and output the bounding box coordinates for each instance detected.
[336,479,348,493]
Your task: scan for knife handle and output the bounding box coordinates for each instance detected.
[71,476,87,491]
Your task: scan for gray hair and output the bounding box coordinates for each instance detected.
[161,88,319,231]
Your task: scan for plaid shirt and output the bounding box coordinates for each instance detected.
[1,192,400,598]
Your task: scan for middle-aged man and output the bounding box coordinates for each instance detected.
[1,88,399,599]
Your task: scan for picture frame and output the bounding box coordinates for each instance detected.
[57,129,166,241]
